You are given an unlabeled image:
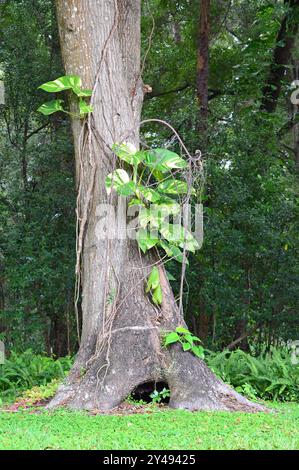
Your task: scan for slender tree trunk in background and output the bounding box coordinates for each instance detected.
[195,1,211,342]
[233,319,250,351]
[197,0,210,135]
[292,60,299,173]
[197,285,210,345]
[50,314,69,357]
[294,113,299,173]
[49,0,264,412]
[233,267,251,352]
[0,261,6,335]
[261,0,299,113]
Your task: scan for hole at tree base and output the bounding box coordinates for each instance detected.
[131,381,170,404]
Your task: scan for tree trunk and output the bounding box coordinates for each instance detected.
[49,0,265,413]
[0,260,6,335]
[197,0,210,135]
[261,0,299,113]
[193,1,211,347]
[292,60,299,173]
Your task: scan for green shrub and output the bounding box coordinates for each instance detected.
[15,379,60,406]
[0,350,72,402]
[205,347,299,402]
[1,348,298,405]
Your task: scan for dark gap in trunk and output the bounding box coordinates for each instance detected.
[131,381,170,404]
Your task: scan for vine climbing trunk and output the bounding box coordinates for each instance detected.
[49,0,266,412]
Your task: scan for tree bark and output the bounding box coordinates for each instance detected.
[197,0,210,134]
[291,60,299,173]
[0,260,6,335]
[261,0,299,113]
[193,1,211,348]
[49,0,266,413]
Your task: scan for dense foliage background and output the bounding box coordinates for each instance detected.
[0,0,298,357]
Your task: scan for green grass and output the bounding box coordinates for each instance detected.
[0,403,298,450]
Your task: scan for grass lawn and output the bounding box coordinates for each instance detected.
[0,402,298,450]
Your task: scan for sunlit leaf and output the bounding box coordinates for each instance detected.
[39,75,82,93]
[136,229,159,254]
[105,169,131,195]
[76,88,92,97]
[79,99,93,116]
[192,345,205,359]
[146,266,160,292]
[138,186,161,203]
[144,148,187,173]
[176,326,190,334]
[159,240,187,264]
[152,283,163,305]
[182,342,192,351]
[164,332,180,346]
[158,179,190,195]
[37,99,64,115]
[112,143,144,166]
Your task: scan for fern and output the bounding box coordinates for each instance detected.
[205,347,299,402]
[0,350,72,403]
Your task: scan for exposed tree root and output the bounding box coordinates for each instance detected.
[48,333,268,413]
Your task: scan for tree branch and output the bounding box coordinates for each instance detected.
[225,323,262,351]
[145,83,191,100]
[25,122,50,141]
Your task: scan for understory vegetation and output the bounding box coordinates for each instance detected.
[1,348,298,405]
[0,351,71,404]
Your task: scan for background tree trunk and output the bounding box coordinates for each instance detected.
[49,0,265,413]
[261,0,299,113]
[197,0,210,134]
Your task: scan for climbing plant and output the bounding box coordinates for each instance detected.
[37,75,93,117]
[164,327,205,359]
[106,142,200,305]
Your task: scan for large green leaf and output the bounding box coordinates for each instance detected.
[153,199,181,216]
[165,270,176,281]
[112,143,144,166]
[182,342,192,351]
[144,148,188,173]
[152,284,163,305]
[39,75,82,93]
[158,179,190,195]
[136,229,159,254]
[164,332,180,346]
[159,223,184,243]
[116,181,136,196]
[79,100,93,116]
[128,198,145,207]
[105,169,131,195]
[176,326,190,334]
[178,230,200,252]
[139,207,154,228]
[138,186,161,203]
[146,266,160,292]
[159,240,187,264]
[76,89,93,97]
[37,99,64,115]
[192,345,205,359]
[139,203,179,231]
[159,223,199,252]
